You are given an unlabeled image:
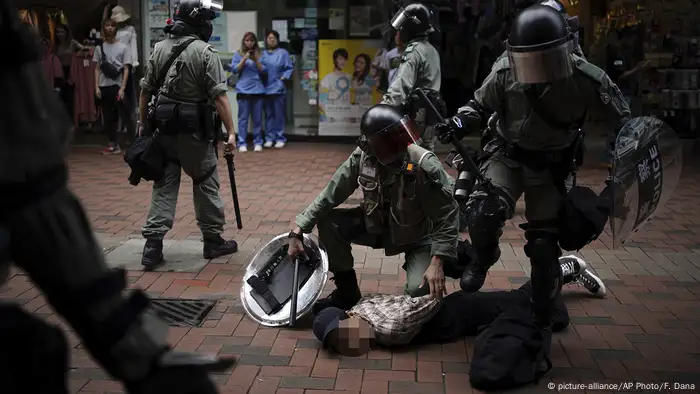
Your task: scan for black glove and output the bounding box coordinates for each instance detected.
[434,114,468,144]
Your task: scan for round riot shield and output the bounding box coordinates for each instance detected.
[240,233,329,327]
[611,116,683,248]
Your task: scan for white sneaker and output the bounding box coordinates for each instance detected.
[263,141,274,148]
[560,255,607,298]
[254,144,263,152]
[274,141,286,149]
[559,255,586,281]
[238,146,248,153]
[577,269,607,298]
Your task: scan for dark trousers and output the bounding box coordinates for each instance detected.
[412,281,569,344]
[99,85,133,145]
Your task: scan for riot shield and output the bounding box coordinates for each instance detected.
[240,233,329,327]
[611,116,683,248]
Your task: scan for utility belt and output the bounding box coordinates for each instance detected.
[487,131,584,190]
[151,95,216,140]
[408,89,446,127]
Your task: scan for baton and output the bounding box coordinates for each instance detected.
[289,256,301,328]
[413,88,496,194]
[224,153,243,229]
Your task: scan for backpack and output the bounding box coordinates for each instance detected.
[469,306,552,391]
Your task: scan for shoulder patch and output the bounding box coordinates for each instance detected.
[205,44,217,53]
[575,59,605,83]
[401,44,416,63]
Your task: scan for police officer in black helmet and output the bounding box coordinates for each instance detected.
[436,5,630,344]
[381,3,442,151]
[0,0,233,391]
[287,103,461,312]
[138,0,239,271]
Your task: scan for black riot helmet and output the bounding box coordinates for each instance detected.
[171,0,222,42]
[507,5,574,84]
[387,3,435,43]
[358,104,421,165]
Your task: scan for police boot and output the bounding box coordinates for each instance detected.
[459,247,500,292]
[312,269,362,315]
[142,239,165,271]
[203,235,239,259]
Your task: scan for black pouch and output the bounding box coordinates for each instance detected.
[154,97,179,134]
[246,244,321,315]
[470,307,552,391]
[557,186,609,251]
[123,132,165,185]
[99,43,123,79]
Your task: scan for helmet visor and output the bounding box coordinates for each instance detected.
[367,116,421,165]
[389,7,408,30]
[202,0,224,12]
[507,38,573,84]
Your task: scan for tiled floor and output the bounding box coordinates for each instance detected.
[3,143,700,393]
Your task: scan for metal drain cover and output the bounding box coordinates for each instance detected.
[150,298,216,327]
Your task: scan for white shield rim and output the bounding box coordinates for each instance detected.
[240,233,329,327]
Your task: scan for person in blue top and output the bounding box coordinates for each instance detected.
[231,32,266,152]
[261,30,294,149]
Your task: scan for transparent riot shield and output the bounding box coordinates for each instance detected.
[611,116,683,248]
[240,233,329,327]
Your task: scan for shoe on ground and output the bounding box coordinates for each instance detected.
[560,255,606,298]
[254,144,263,152]
[203,236,238,259]
[274,141,286,149]
[238,146,248,153]
[142,239,165,271]
[263,141,274,148]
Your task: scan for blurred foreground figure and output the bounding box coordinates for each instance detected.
[0,2,233,393]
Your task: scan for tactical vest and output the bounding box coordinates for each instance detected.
[357,144,434,246]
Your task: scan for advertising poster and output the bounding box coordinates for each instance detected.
[317,39,385,136]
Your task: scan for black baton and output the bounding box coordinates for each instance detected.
[289,256,301,328]
[224,153,243,229]
[413,88,497,194]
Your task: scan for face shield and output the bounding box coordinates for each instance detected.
[201,0,223,12]
[507,34,574,84]
[358,116,421,165]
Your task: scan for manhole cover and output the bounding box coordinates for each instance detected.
[150,298,216,327]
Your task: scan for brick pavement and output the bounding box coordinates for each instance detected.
[3,143,700,393]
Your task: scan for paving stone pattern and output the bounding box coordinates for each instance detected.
[3,144,700,393]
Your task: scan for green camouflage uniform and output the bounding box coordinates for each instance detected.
[381,38,441,151]
[140,35,229,240]
[295,145,459,297]
[462,54,630,239]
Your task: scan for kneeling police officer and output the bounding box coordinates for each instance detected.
[287,104,460,313]
[138,0,238,270]
[436,5,630,337]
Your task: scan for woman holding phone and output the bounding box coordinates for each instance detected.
[231,32,267,152]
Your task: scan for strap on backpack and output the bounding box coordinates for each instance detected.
[156,38,197,89]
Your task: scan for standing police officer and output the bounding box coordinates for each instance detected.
[138,0,238,270]
[436,5,630,336]
[381,3,441,151]
[0,0,232,391]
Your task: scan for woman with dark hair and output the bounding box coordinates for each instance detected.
[350,53,375,106]
[54,24,84,116]
[261,30,294,149]
[231,32,267,152]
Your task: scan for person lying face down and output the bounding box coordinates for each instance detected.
[313,254,606,356]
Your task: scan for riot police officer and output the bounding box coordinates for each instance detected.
[0,0,232,391]
[287,104,461,313]
[138,0,238,270]
[436,5,630,334]
[381,3,442,151]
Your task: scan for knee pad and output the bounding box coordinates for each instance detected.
[524,231,562,263]
[467,195,509,248]
[525,231,563,305]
